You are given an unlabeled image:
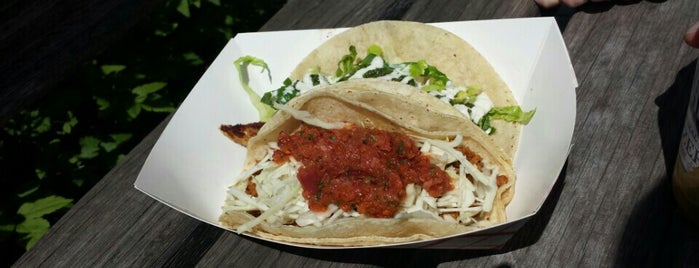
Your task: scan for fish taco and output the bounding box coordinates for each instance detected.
[219,80,516,246]
[243,20,533,161]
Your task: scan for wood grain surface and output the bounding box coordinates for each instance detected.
[12,0,699,267]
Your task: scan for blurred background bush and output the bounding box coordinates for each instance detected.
[0,0,285,265]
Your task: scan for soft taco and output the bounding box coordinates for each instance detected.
[243,20,533,161]
[219,80,516,246]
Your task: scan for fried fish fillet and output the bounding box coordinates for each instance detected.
[219,122,264,147]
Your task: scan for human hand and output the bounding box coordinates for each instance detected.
[534,0,612,9]
[686,21,699,48]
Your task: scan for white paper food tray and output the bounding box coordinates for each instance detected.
[134,17,577,249]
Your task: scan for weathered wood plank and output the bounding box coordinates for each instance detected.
[259,0,539,30]
[401,0,539,22]
[550,1,699,267]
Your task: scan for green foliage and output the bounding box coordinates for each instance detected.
[177,0,191,17]
[129,82,172,119]
[17,196,73,220]
[16,196,73,249]
[0,0,285,265]
[101,65,126,75]
[60,111,79,135]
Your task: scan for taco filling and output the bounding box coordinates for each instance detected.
[241,45,533,135]
[221,21,524,245]
[222,115,507,235]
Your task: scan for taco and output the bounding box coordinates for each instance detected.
[248,20,533,161]
[219,80,515,246]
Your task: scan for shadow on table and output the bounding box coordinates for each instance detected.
[577,0,666,13]
[611,60,698,267]
[257,163,568,268]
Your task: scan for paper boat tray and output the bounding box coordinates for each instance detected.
[135,17,577,249]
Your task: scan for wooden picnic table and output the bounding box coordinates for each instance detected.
[12,0,699,267]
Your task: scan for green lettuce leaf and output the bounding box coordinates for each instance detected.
[234,56,277,121]
[477,106,535,134]
[487,106,536,124]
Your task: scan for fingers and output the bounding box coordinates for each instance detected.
[561,0,590,7]
[535,0,611,9]
[685,21,699,48]
[535,0,562,9]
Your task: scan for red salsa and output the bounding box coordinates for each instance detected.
[273,124,453,218]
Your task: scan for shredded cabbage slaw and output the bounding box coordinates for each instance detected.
[222,106,502,234]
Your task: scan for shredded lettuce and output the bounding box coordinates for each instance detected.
[367,44,383,56]
[261,78,300,106]
[234,56,276,121]
[451,85,482,105]
[488,106,536,124]
[233,45,535,133]
[335,45,386,82]
[404,60,449,92]
[335,46,359,80]
[478,106,536,133]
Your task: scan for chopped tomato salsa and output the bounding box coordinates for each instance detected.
[273,124,453,218]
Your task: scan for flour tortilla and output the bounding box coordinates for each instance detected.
[290,20,521,161]
[220,80,515,246]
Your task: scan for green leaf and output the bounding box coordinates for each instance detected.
[487,106,536,125]
[335,46,358,79]
[78,136,101,159]
[135,94,148,104]
[100,143,117,153]
[141,104,175,113]
[110,133,132,144]
[451,86,482,105]
[16,218,49,234]
[131,82,167,103]
[17,196,73,219]
[208,0,221,5]
[25,231,47,250]
[100,133,132,152]
[191,0,201,8]
[33,117,51,135]
[234,56,276,121]
[155,22,179,37]
[18,186,39,198]
[101,65,126,75]
[60,111,78,135]
[16,218,49,250]
[155,29,167,37]
[183,52,204,66]
[35,168,46,180]
[0,224,15,232]
[224,16,233,26]
[367,44,383,56]
[177,0,190,17]
[408,60,428,79]
[127,104,141,119]
[94,97,110,111]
